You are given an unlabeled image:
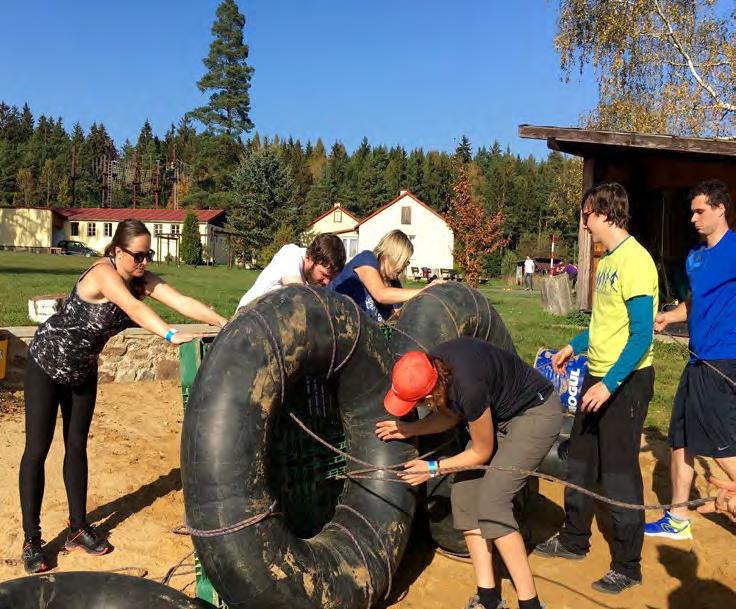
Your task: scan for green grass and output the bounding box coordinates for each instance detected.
[1,251,686,431]
[0,251,258,325]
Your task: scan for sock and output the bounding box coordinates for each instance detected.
[667,511,688,523]
[518,596,543,609]
[477,586,500,608]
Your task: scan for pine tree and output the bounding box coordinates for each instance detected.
[180,210,203,265]
[454,134,472,164]
[189,0,255,139]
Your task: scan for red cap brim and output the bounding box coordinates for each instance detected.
[384,387,418,417]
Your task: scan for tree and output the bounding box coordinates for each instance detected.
[454,134,472,164]
[189,0,255,139]
[556,0,735,136]
[447,164,509,287]
[180,210,203,265]
[229,146,296,262]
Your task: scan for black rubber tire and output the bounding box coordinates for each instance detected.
[0,572,214,609]
[181,286,417,609]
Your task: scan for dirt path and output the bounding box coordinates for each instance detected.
[0,381,734,608]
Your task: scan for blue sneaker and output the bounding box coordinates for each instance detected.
[644,511,692,540]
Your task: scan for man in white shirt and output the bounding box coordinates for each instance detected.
[236,233,346,311]
[524,256,536,291]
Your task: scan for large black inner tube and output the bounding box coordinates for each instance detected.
[181,286,417,609]
[0,572,213,609]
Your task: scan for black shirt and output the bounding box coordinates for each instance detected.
[429,337,552,422]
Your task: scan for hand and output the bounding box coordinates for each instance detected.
[169,331,207,345]
[697,476,736,515]
[653,312,670,334]
[214,314,228,329]
[580,381,611,412]
[375,420,414,441]
[552,345,574,375]
[399,459,431,486]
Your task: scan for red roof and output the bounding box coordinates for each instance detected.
[52,208,226,223]
[307,202,360,228]
[356,191,448,227]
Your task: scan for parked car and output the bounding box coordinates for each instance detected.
[57,240,99,257]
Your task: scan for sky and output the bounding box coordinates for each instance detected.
[0,1,599,158]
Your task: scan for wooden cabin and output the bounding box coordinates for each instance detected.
[519,125,736,310]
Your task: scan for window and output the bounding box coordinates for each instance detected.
[333,209,343,223]
[401,206,412,225]
[170,224,180,236]
[341,237,358,260]
[87,222,96,237]
[104,222,112,237]
[153,224,162,235]
[70,222,79,236]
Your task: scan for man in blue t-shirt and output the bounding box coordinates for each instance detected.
[645,180,736,541]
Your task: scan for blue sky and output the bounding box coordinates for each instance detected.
[0,1,598,157]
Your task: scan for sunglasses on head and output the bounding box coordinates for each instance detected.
[121,247,155,263]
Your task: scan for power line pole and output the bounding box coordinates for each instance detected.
[70,144,78,207]
[132,149,141,208]
[154,160,160,209]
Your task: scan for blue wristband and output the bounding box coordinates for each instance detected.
[428,460,438,478]
[165,329,177,343]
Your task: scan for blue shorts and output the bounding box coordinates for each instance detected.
[668,360,736,458]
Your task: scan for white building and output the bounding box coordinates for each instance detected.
[54,208,228,263]
[307,203,360,260]
[306,191,454,271]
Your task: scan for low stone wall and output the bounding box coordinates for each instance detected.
[0,325,219,389]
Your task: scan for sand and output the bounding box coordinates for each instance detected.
[0,380,734,608]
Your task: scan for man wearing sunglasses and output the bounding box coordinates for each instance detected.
[534,183,658,594]
[236,233,346,311]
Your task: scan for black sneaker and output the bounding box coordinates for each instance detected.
[65,524,112,556]
[22,537,49,574]
[533,533,586,560]
[591,570,642,594]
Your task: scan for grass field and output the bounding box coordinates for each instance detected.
[0,251,687,431]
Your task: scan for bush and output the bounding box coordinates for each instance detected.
[483,251,503,278]
[257,222,294,268]
[180,210,203,265]
[500,250,518,277]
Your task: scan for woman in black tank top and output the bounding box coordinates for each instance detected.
[20,219,228,574]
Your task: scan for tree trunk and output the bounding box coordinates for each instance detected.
[540,274,574,316]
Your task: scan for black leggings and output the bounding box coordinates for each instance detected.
[19,356,97,540]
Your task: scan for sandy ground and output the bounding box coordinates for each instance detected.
[0,380,734,609]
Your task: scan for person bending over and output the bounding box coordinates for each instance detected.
[330,229,441,323]
[236,233,346,311]
[377,338,562,609]
[20,219,228,573]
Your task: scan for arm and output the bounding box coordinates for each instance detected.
[93,265,197,343]
[375,408,460,441]
[600,295,654,393]
[655,295,690,332]
[552,328,588,374]
[355,265,423,305]
[145,273,228,328]
[399,409,495,486]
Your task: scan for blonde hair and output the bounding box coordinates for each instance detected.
[373,230,414,280]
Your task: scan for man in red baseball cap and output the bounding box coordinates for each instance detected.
[376,337,561,609]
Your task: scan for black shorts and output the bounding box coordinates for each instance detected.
[668,359,736,458]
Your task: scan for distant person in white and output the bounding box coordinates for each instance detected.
[524,256,536,291]
[236,233,346,311]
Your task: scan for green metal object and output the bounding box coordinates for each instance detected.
[194,554,227,608]
[179,337,213,411]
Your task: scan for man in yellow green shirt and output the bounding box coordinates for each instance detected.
[534,183,658,595]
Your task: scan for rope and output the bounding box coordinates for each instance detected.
[250,310,287,405]
[326,521,375,609]
[173,501,279,538]
[662,328,736,390]
[387,325,429,353]
[333,297,364,374]
[483,294,493,341]
[337,504,393,600]
[303,286,337,379]
[457,281,481,337]
[161,550,194,585]
[288,411,716,512]
[414,291,460,335]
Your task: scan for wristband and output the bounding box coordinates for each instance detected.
[165,328,178,343]
[428,460,438,478]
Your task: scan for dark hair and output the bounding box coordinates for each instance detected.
[426,356,454,417]
[581,182,630,229]
[306,233,346,274]
[689,179,732,220]
[104,219,151,257]
[104,219,151,298]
